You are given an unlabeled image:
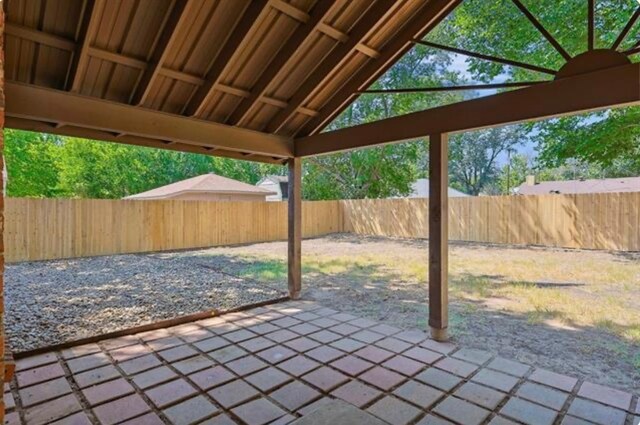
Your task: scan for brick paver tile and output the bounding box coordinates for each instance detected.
[209,380,259,408]
[517,382,568,411]
[289,323,322,336]
[136,328,172,342]
[50,412,92,425]
[24,394,82,425]
[173,355,215,375]
[375,337,411,353]
[310,318,340,328]
[434,357,479,378]
[351,330,385,344]
[306,346,344,363]
[403,347,442,364]
[257,345,296,364]
[189,366,235,390]
[489,417,519,425]
[146,378,197,408]
[74,364,121,388]
[528,368,578,392]
[200,413,238,425]
[224,329,257,343]
[331,381,381,408]
[120,412,165,425]
[293,312,320,322]
[101,335,140,351]
[270,381,321,411]
[454,382,506,410]
[227,355,269,376]
[420,339,457,354]
[567,398,627,425]
[194,336,230,352]
[415,366,463,392]
[500,397,557,425]
[487,357,531,377]
[93,393,151,425]
[132,366,177,390]
[330,355,374,376]
[471,369,519,392]
[296,397,333,415]
[61,344,101,360]
[367,395,422,425]
[394,329,428,344]
[179,328,214,344]
[67,352,110,373]
[16,352,58,371]
[349,317,377,328]
[370,324,401,336]
[163,395,218,425]
[353,345,394,363]
[19,377,72,407]
[232,398,287,425]
[209,345,248,363]
[394,380,444,408]
[273,317,302,328]
[17,362,65,387]
[308,330,342,344]
[147,336,184,351]
[329,323,360,336]
[246,367,291,391]
[577,381,632,410]
[359,366,406,391]
[158,344,198,362]
[330,338,366,353]
[284,336,321,352]
[433,396,491,425]
[239,336,276,353]
[266,329,299,343]
[416,414,456,425]
[110,344,152,362]
[302,366,349,392]
[452,348,493,365]
[248,323,279,335]
[383,355,425,376]
[119,354,162,375]
[277,355,320,377]
[82,377,135,405]
[331,313,358,322]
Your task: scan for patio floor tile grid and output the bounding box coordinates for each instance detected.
[4,300,639,425]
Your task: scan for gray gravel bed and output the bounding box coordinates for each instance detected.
[6,250,286,352]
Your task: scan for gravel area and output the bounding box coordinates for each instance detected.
[6,251,285,352]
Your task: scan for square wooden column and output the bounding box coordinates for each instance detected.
[429,133,449,341]
[0,8,6,421]
[288,157,302,299]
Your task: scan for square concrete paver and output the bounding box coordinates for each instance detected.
[577,381,632,410]
[487,357,531,377]
[500,397,557,425]
[415,367,463,392]
[146,378,198,408]
[270,381,321,411]
[382,355,425,376]
[302,366,349,392]
[17,362,65,387]
[208,380,259,408]
[19,377,72,407]
[132,366,178,390]
[471,368,519,392]
[246,367,291,392]
[452,348,493,365]
[92,393,150,425]
[516,381,569,411]
[367,395,422,425]
[331,381,381,407]
[434,357,479,378]
[74,364,121,388]
[232,398,287,425]
[330,355,374,376]
[359,366,406,391]
[567,398,627,425]
[393,380,443,408]
[353,345,394,364]
[528,368,578,392]
[82,377,135,405]
[24,394,82,425]
[454,381,505,410]
[163,395,218,425]
[278,355,321,377]
[433,396,491,425]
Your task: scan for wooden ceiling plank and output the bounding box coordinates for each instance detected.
[511,0,572,61]
[131,0,192,105]
[297,0,462,137]
[295,63,640,156]
[612,6,640,50]
[183,0,270,118]
[227,0,335,126]
[67,0,103,91]
[265,0,397,134]
[6,82,293,158]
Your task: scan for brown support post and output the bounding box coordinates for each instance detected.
[429,133,448,341]
[288,157,302,299]
[0,6,6,422]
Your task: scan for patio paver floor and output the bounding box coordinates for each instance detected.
[5,300,638,424]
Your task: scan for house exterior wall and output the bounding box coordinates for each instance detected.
[257,181,283,201]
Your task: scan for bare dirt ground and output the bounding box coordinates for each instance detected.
[193,234,640,395]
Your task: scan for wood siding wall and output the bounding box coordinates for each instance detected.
[5,193,640,262]
[342,193,640,251]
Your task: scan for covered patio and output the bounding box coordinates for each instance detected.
[1,0,640,423]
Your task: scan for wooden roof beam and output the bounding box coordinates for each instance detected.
[295,63,640,156]
[183,0,270,118]
[265,0,397,134]
[131,0,192,106]
[6,82,293,158]
[297,0,462,137]
[67,0,103,92]
[227,0,335,126]
[511,0,571,61]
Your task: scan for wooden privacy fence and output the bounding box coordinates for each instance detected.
[5,192,640,262]
[342,192,640,251]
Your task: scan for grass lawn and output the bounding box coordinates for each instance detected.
[191,234,640,394]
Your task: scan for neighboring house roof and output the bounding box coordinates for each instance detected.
[257,175,288,184]
[517,176,640,195]
[125,174,276,200]
[409,179,469,198]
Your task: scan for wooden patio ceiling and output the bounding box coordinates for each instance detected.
[3,0,459,164]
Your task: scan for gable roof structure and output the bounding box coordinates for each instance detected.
[517,176,640,196]
[124,174,275,200]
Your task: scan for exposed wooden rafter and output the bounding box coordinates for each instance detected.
[297,0,463,137]
[296,63,640,156]
[227,0,335,126]
[183,0,270,117]
[511,0,572,61]
[6,82,293,158]
[612,7,640,50]
[588,0,595,51]
[360,81,546,93]
[131,0,192,106]
[67,0,102,92]
[265,0,397,134]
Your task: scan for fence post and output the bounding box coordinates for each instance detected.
[429,133,449,341]
[288,157,302,299]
